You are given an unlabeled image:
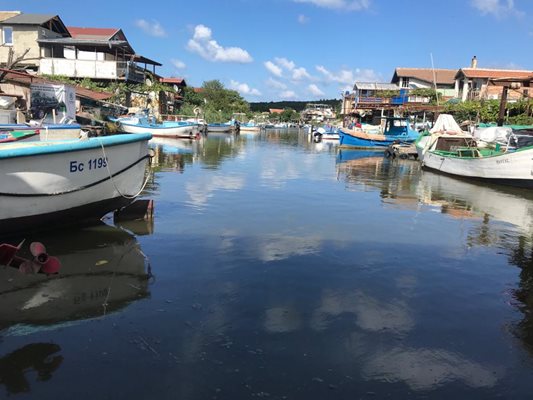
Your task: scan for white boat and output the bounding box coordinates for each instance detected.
[0,133,152,236]
[207,123,233,133]
[421,130,533,188]
[115,116,199,138]
[239,121,261,132]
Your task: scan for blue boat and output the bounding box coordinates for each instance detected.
[338,117,420,148]
[0,123,82,140]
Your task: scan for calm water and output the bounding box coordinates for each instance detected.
[2,130,533,399]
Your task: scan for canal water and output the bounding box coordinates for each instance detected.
[1,130,533,399]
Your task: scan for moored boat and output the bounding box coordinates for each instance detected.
[207,122,233,133]
[421,130,533,188]
[0,123,82,140]
[114,115,199,138]
[0,133,152,236]
[339,117,419,148]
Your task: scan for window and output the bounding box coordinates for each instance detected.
[2,27,13,45]
[401,78,410,88]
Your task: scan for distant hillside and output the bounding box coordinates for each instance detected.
[250,99,341,113]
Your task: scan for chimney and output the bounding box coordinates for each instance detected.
[471,56,478,69]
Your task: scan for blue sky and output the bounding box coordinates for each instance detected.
[4,0,533,101]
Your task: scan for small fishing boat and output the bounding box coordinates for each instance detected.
[239,121,261,132]
[0,133,152,236]
[421,130,533,188]
[207,122,233,133]
[0,123,82,140]
[339,117,420,148]
[312,125,340,142]
[0,129,40,143]
[114,115,199,138]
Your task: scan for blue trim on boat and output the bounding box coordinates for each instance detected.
[0,133,152,159]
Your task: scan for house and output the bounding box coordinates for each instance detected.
[353,82,401,107]
[454,58,533,101]
[158,77,187,115]
[391,68,457,98]
[269,108,284,114]
[38,25,161,83]
[0,12,70,71]
[0,11,162,84]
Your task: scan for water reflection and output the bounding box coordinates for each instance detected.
[0,223,152,331]
[0,343,63,395]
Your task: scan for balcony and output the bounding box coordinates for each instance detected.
[40,58,145,83]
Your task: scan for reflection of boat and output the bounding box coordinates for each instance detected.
[149,136,195,154]
[336,148,384,163]
[339,117,419,148]
[417,170,533,233]
[0,133,152,236]
[0,223,152,329]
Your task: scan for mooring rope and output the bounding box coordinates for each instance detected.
[98,137,153,200]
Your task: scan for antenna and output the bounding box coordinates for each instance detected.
[430,53,439,107]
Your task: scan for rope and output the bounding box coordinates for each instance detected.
[98,137,153,200]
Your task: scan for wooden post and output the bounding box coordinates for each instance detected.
[497,86,509,127]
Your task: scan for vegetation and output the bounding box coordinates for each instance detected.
[444,99,533,125]
[410,88,442,103]
[250,99,341,113]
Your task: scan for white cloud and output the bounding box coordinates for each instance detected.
[187,24,253,63]
[266,78,287,90]
[316,65,380,85]
[308,84,325,96]
[297,14,310,23]
[135,19,167,37]
[265,57,313,81]
[292,67,311,80]
[264,61,283,77]
[294,0,371,11]
[470,0,523,17]
[171,59,186,69]
[275,57,296,71]
[229,80,262,96]
[280,90,297,99]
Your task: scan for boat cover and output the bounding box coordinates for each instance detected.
[430,114,463,134]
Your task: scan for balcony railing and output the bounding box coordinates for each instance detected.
[40,58,145,83]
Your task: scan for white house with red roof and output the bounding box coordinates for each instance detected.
[0,11,162,84]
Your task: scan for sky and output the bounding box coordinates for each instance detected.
[3,0,533,101]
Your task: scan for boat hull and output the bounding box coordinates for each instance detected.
[422,148,533,188]
[118,122,197,138]
[0,133,152,236]
[240,126,261,132]
[339,128,416,148]
[208,125,233,133]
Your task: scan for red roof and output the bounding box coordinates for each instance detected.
[269,108,284,114]
[67,26,120,39]
[160,77,186,85]
[193,87,204,93]
[458,68,533,79]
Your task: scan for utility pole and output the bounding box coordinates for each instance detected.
[497,86,509,127]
